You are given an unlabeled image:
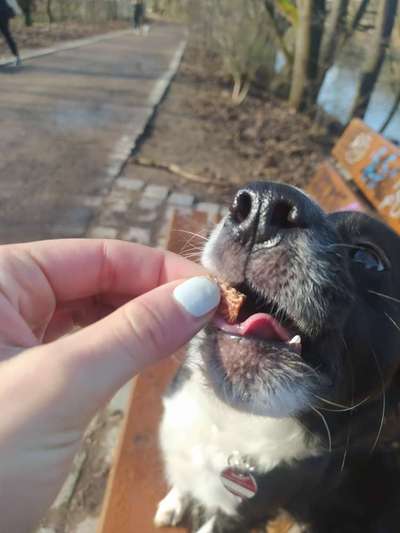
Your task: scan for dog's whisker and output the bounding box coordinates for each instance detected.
[339,331,356,471]
[181,247,204,258]
[311,393,370,412]
[179,241,206,260]
[179,238,206,255]
[173,229,208,241]
[369,348,386,454]
[181,248,203,257]
[311,406,332,452]
[180,244,204,254]
[326,243,366,251]
[340,444,349,473]
[180,247,205,261]
[384,311,400,332]
[176,229,208,259]
[369,290,400,305]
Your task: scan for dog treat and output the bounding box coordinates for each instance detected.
[214,278,246,324]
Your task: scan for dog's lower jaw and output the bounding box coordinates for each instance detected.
[156,343,319,530]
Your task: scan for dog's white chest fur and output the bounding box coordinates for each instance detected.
[159,371,313,516]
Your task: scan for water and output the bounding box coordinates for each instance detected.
[275,51,400,143]
[318,58,400,143]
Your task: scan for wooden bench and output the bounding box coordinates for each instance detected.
[98,120,400,533]
[307,119,400,233]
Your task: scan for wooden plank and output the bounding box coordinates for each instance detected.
[98,211,209,533]
[332,119,400,233]
[307,161,368,213]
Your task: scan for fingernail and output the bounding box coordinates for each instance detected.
[173,277,220,318]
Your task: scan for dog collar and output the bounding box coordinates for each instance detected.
[220,451,258,499]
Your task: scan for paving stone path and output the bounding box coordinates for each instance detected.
[87,171,227,246]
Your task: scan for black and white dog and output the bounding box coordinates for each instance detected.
[155,181,400,533]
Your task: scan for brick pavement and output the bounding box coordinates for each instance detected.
[87,172,225,246]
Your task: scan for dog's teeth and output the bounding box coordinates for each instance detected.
[289,335,301,345]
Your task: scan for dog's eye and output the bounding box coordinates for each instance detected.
[351,247,385,272]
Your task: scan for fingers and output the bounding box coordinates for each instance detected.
[21,277,220,425]
[6,239,206,303]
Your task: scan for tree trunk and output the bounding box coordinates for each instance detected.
[307,0,326,105]
[289,0,326,110]
[346,0,371,42]
[350,0,398,119]
[319,0,348,75]
[380,89,400,133]
[46,0,54,23]
[289,0,312,109]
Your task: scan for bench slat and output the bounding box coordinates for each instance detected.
[307,161,368,213]
[332,119,400,233]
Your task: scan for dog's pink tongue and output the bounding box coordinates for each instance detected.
[241,313,290,341]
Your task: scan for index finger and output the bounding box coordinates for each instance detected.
[4,239,207,302]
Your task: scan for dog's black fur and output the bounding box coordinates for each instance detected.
[164,182,400,533]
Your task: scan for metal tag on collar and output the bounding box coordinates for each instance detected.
[220,451,258,499]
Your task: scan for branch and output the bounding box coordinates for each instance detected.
[263,0,293,65]
[134,157,230,187]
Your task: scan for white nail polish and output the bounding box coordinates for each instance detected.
[173,277,221,318]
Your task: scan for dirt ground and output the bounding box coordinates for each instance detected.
[0,19,130,56]
[126,41,336,205]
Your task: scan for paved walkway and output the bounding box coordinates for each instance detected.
[0,22,185,243]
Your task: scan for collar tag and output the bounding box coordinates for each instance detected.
[220,451,257,499]
[220,467,257,499]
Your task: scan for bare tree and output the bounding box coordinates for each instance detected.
[342,0,371,46]
[207,0,273,104]
[318,0,348,81]
[289,0,326,110]
[289,0,312,109]
[380,24,400,133]
[380,90,400,133]
[350,0,398,119]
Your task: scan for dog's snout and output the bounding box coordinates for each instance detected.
[229,182,323,245]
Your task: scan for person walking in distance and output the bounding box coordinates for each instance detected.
[132,1,145,33]
[0,0,21,66]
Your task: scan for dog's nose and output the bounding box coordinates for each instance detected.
[229,182,323,244]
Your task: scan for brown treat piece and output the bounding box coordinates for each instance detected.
[216,280,246,324]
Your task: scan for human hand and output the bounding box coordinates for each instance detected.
[0,239,220,532]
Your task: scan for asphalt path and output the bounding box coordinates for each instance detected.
[0,22,185,243]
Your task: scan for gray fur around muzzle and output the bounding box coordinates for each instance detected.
[202,181,354,339]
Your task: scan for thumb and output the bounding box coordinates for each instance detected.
[15,276,220,425]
